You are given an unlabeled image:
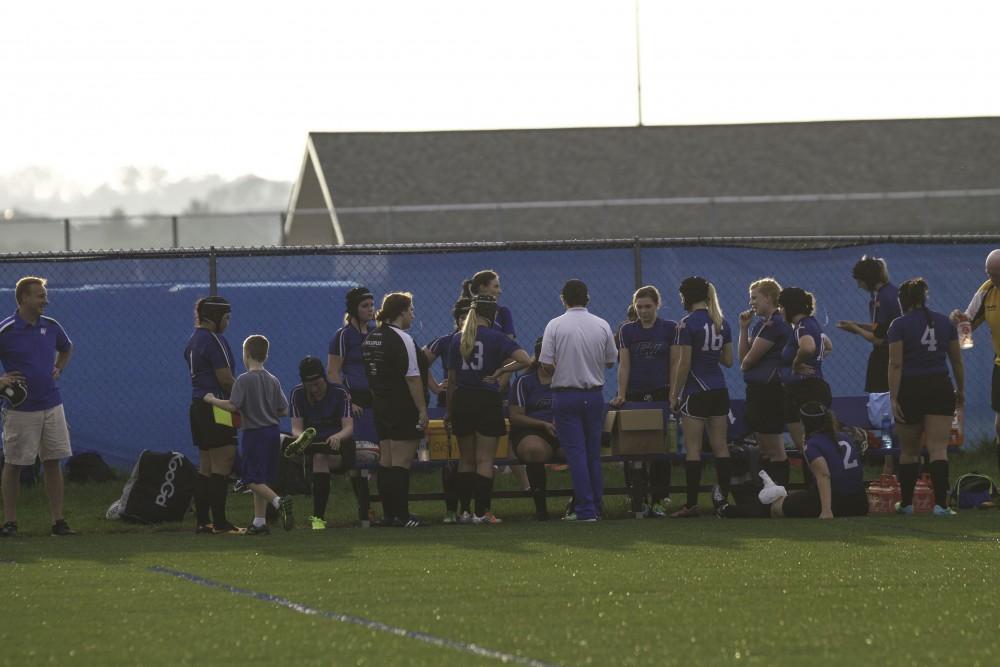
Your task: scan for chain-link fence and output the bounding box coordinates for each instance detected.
[0,235,996,468]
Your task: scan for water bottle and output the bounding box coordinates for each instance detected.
[957,320,974,350]
[880,412,893,449]
[417,438,430,462]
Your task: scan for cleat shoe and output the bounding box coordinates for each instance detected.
[51,519,77,536]
[245,523,271,536]
[284,427,317,458]
[195,523,215,535]
[232,479,250,494]
[711,485,727,510]
[669,505,701,518]
[932,504,957,517]
[472,511,502,525]
[758,470,778,488]
[562,512,577,521]
[457,511,474,525]
[442,511,458,524]
[277,496,295,531]
[563,513,597,522]
[212,522,245,535]
[758,484,788,505]
[645,503,668,519]
[0,521,17,537]
[894,502,914,515]
[309,515,327,530]
[396,514,427,527]
[714,502,731,519]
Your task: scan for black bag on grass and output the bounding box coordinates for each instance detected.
[66,450,116,483]
[107,450,196,523]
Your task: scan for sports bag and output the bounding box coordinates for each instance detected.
[949,472,999,510]
[106,450,196,523]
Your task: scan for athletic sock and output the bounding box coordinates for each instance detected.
[526,463,547,513]
[767,459,790,487]
[928,459,950,507]
[194,474,211,525]
[458,472,475,514]
[715,457,733,499]
[685,460,702,508]
[898,462,919,507]
[394,466,411,519]
[252,517,266,528]
[376,466,394,520]
[209,473,230,527]
[312,472,331,519]
[442,463,459,513]
[474,474,493,516]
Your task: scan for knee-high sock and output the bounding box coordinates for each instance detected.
[766,459,790,487]
[685,460,702,508]
[898,462,919,507]
[458,471,475,514]
[649,460,671,504]
[210,473,230,527]
[714,457,733,499]
[376,466,394,520]
[394,466,411,519]
[194,474,211,526]
[442,463,459,513]
[474,474,493,516]
[312,472,331,519]
[928,460,949,508]
[526,463,547,514]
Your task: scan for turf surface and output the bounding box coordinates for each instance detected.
[3,458,1000,666]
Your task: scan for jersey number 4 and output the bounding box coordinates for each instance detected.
[920,326,938,352]
[461,341,484,371]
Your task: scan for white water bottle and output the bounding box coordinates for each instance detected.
[880,412,893,449]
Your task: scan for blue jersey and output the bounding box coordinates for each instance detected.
[509,371,554,423]
[494,305,516,338]
[885,309,957,377]
[871,283,901,341]
[618,318,675,394]
[289,381,351,442]
[448,326,522,392]
[805,431,864,496]
[426,331,458,371]
[329,321,376,392]
[743,311,791,385]
[184,327,235,400]
[780,316,825,385]
[675,309,732,395]
[0,312,72,411]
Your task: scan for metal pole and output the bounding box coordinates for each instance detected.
[279,212,287,246]
[209,246,218,296]
[633,236,643,289]
[64,219,71,251]
[171,216,179,248]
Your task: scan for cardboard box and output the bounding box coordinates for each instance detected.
[425,419,510,459]
[604,409,666,455]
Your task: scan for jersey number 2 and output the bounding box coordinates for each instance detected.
[837,440,860,470]
[462,342,484,371]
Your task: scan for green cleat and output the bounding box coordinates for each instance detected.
[284,428,317,458]
[309,515,327,530]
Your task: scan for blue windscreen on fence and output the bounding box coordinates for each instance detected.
[0,240,994,469]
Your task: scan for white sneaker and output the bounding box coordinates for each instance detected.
[758,483,788,505]
[457,511,473,525]
[758,470,777,487]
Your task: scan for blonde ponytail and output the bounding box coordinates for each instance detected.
[706,283,724,330]
[460,308,480,361]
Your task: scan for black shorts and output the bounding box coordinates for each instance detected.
[993,365,1000,412]
[625,387,669,402]
[865,346,890,393]
[898,373,956,423]
[450,389,507,438]
[371,391,421,441]
[745,381,785,435]
[681,389,730,420]
[781,488,869,518]
[783,378,832,423]
[510,427,560,459]
[189,400,237,450]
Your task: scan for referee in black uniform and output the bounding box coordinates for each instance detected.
[362,292,429,527]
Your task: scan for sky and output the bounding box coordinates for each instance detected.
[2,0,998,194]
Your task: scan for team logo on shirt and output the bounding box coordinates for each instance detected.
[40,328,47,335]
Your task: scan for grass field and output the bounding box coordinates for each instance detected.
[3,453,1000,666]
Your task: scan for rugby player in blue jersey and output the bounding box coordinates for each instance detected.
[668,277,733,518]
[612,285,677,516]
[461,270,516,339]
[887,278,964,516]
[777,287,831,455]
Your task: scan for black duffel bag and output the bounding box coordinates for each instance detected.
[107,450,196,523]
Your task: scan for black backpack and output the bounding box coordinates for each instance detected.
[65,451,116,483]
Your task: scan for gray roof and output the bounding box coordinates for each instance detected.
[300,118,1000,242]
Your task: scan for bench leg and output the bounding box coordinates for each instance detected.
[356,469,371,528]
[630,460,645,518]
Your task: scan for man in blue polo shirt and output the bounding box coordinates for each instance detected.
[0,276,75,537]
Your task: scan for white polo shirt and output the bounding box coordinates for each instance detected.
[539,307,618,390]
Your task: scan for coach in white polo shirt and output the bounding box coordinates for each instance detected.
[539,279,617,521]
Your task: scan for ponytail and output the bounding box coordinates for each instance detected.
[899,278,932,326]
[706,283,724,330]
[460,309,480,361]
